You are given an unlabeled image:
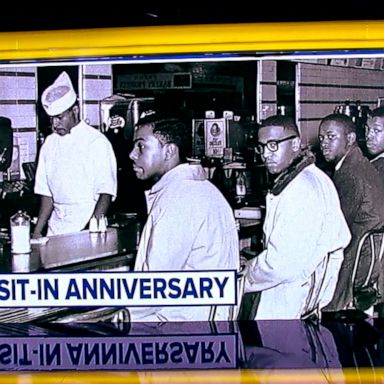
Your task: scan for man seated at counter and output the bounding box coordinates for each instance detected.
[127,111,240,321]
[365,107,384,315]
[319,114,384,316]
[243,115,351,320]
[33,71,117,237]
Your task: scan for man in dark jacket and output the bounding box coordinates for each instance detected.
[365,106,384,315]
[319,113,384,314]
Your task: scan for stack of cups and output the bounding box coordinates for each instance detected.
[89,215,108,233]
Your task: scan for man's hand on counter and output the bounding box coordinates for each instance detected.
[31,232,42,240]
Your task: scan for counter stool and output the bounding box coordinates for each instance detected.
[351,227,384,315]
[324,227,384,322]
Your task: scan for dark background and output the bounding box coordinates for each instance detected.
[0,3,382,32]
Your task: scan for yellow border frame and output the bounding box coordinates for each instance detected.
[0,20,384,61]
[1,20,384,383]
[0,368,383,383]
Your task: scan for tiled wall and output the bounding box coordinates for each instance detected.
[0,67,38,180]
[80,64,113,128]
[257,61,277,123]
[0,64,115,180]
[297,62,384,148]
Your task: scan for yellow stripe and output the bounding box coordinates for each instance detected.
[0,369,383,383]
[0,21,384,61]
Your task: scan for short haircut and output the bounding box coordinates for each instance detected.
[370,107,384,119]
[320,113,356,135]
[260,115,300,137]
[136,111,191,162]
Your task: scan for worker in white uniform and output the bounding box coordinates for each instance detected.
[128,112,240,321]
[243,115,351,320]
[33,71,117,236]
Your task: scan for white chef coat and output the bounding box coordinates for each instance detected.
[130,163,240,322]
[34,120,117,235]
[245,163,351,319]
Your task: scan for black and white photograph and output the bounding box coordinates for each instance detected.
[2,17,384,381]
[0,51,384,323]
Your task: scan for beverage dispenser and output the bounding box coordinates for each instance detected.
[99,95,154,220]
[99,95,155,140]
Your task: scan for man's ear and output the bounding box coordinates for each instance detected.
[71,104,79,117]
[347,132,356,146]
[291,137,301,152]
[164,143,178,160]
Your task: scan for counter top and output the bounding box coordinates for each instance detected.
[1,222,138,273]
[0,223,139,323]
[38,226,137,270]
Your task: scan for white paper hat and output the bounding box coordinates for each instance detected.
[41,71,77,116]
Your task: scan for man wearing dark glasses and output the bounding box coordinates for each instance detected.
[242,115,351,320]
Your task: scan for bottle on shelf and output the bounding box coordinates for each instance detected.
[235,170,247,204]
[344,100,351,116]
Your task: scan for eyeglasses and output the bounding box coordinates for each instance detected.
[256,135,297,155]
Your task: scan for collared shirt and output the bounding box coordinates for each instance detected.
[335,153,348,171]
[370,151,384,163]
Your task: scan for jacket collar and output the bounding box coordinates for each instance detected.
[271,150,316,196]
[370,151,384,163]
[334,145,362,172]
[145,163,207,213]
[147,163,206,195]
